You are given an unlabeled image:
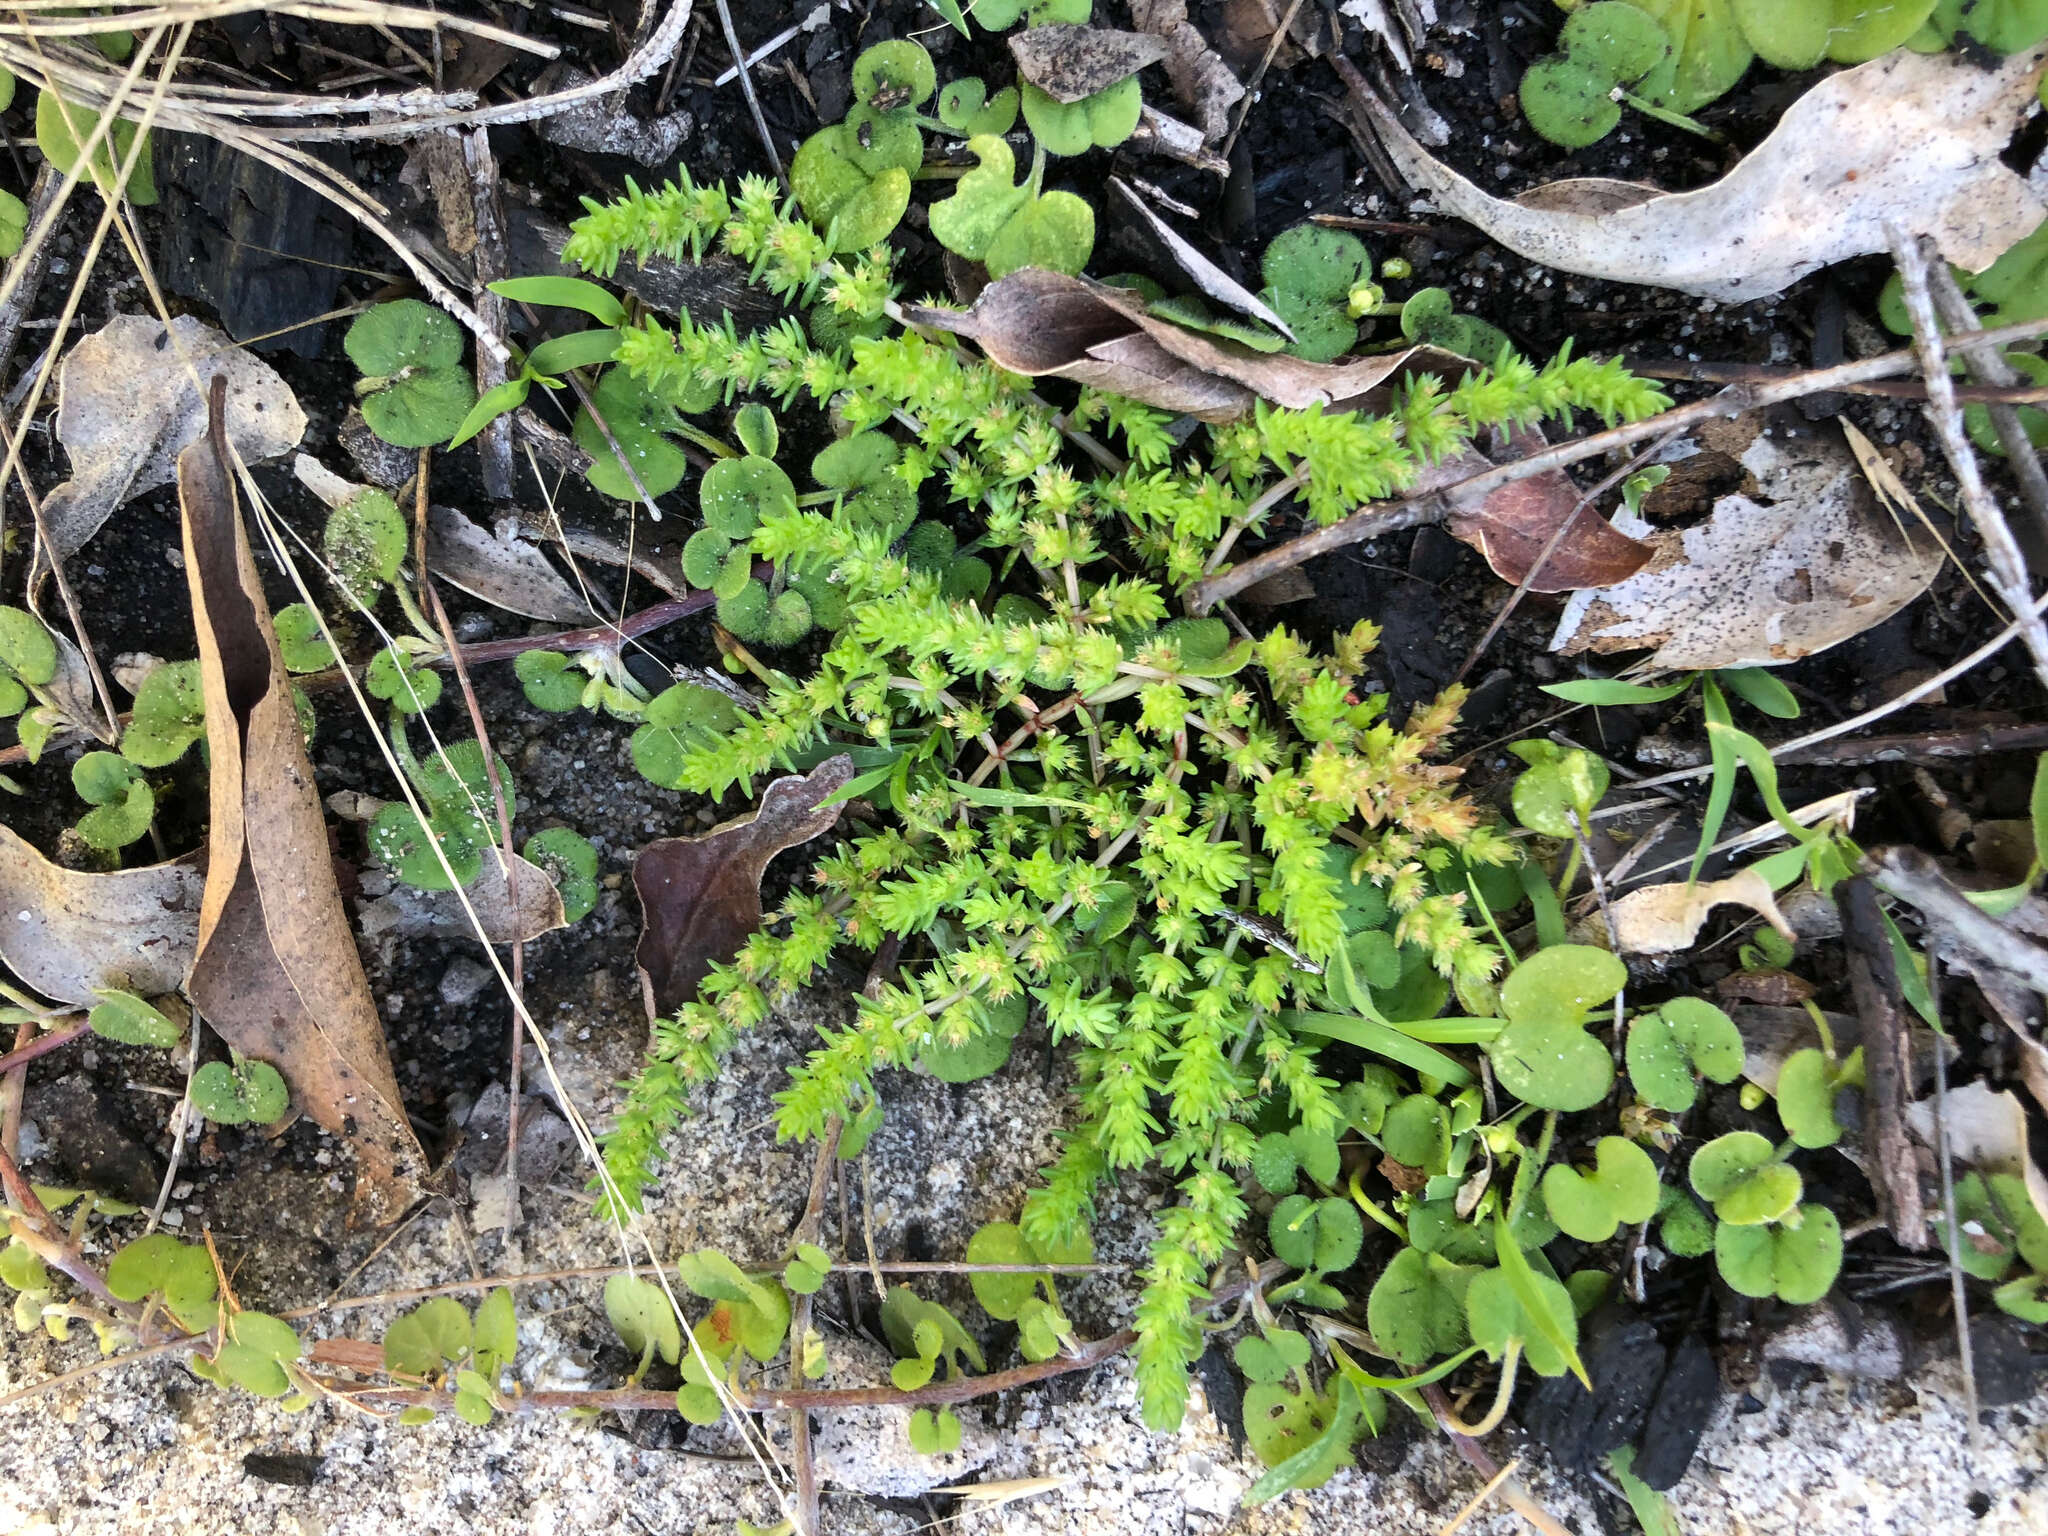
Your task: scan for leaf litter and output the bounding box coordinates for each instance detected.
[178,380,427,1227]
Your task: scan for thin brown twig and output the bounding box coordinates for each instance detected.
[1185,310,2048,613]
[712,0,785,188]
[1625,356,2048,405]
[1923,257,2048,556]
[0,1015,88,1077]
[1926,955,1981,1447]
[1217,0,1306,161]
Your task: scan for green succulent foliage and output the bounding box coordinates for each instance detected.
[1541,1136,1660,1243]
[1020,76,1143,157]
[1656,1183,1716,1257]
[1259,226,1373,364]
[1689,1130,1801,1225]
[1713,1203,1843,1303]
[107,1233,219,1332]
[929,134,1095,279]
[191,1056,289,1125]
[71,750,154,851]
[1484,945,1624,1113]
[347,300,477,448]
[1626,996,1744,1112]
[87,988,181,1049]
[323,488,410,607]
[120,661,206,767]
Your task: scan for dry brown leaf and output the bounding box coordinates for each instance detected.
[1731,1003,1950,1097]
[37,315,306,575]
[1423,427,1652,591]
[427,506,592,624]
[1130,0,1245,143]
[1551,424,1944,668]
[1010,25,1169,104]
[179,379,427,1227]
[633,757,853,1018]
[1356,47,2048,302]
[1608,867,1795,956]
[1110,178,1295,338]
[902,269,1456,421]
[0,826,202,1006]
[357,851,566,945]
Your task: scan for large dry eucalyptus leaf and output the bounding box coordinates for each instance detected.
[1550,424,1943,668]
[1011,26,1169,103]
[179,382,426,1227]
[633,757,852,1018]
[1358,46,2048,301]
[902,269,1454,421]
[1905,1082,2048,1229]
[0,826,201,1005]
[37,315,306,575]
[426,506,592,624]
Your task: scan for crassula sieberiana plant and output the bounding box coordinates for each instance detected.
[503,167,1673,1427]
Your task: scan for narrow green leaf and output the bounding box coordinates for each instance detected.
[1541,677,1693,706]
[526,327,624,377]
[1716,667,1800,719]
[448,375,531,449]
[1493,1212,1588,1389]
[489,276,627,326]
[1284,1011,1475,1085]
[1691,675,1738,885]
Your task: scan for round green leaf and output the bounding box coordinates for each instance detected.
[1381,1093,1450,1173]
[603,1274,681,1366]
[1714,1204,1843,1303]
[107,1233,217,1327]
[1775,1047,1844,1149]
[1689,1131,1801,1225]
[1657,1184,1716,1257]
[1465,1265,1581,1377]
[385,1296,473,1375]
[369,802,482,890]
[716,580,771,643]
[0,606,56,687]
[985,189,1096,280]
[700,454,796,538]
[365,645,442,714]
[1262,225,1373,305]
[1541,1136,1660,1242]
[1501,944,1627,1025]
[361,365,478,450]
[323,489,409,604]
[513,649,584,712]
[524,826,600,923]
[346,298,463,377]
[1627,996,1743,1111]
[1367,1247,1473,1365]
[1487,1018,1615,1112]
[1510,747,1611,837]
[1241,1381,1336,1472]
[1563,2,1673,79]
[1519,55,1623,149]
[122,661,205,767]
[575,369,692,500]
[273,604,337,674]
[965,1220,1043,1320]
[732,403,778,459]
[681,528,733,589]
[190,1058,289,1125]
[852,39,937,108]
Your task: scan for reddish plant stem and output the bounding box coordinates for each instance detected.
[0,1016,89,1077]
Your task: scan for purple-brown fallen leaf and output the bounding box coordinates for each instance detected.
[1010,25,1169,103]
[179,377,428,1228]
[902,268,1460,421]
[633,757,853,1018]
[1433,428,1654,592]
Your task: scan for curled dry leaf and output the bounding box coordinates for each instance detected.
[36,315,306,577]
[1356,47,2048,302]
[633,757,853,1018]
[1010,26,1170,104]
[427,506,592,624]
[1110,178,1294,337]
[1417,426,1652,591]
[0,825,202,1005]
[179,379,427,1227]
[1608,867,1795,956]
[902,268,1459,422]
[358,852,566,945]
[1551,423,1944,669]
[1731,1003,1951,1097]
[1130,0,1246,143]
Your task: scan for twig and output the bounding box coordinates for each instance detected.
[1772,719,2048,768]
[1627,356,2048,405]
[1923,255,2048,558]
[1419,1383,1577,1536]
[1866,845,2048,995]
[1184,310,2048,614]
[1838,877,1925,1248]
[1217,0,1306,162]
[146,1011,202,1237]
[0,162,58,395]
[1887,229,2048,695]
[712,0,784,188]
[1567,810,1625,1062]
[788,1120,841,1536]
[1927,955,1980,1448]
[464,126,514,501]
[1619,585,2048,794]
[0,1017,31,1163]
[0,1015,89,1077]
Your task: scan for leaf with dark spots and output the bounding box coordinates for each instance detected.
[1010,25,1171,104]
[178,376,428,1228]
[1436,427,1654,592]
[633,757,854,1017]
